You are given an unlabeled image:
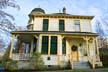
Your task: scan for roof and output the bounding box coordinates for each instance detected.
[11,31,98,36]
[29,8,94,19]
[29,13,94,19]
[30,8,45,14]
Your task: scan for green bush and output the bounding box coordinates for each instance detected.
[8,60,18,71]
[29,53,44,70]
[99,48,108,56]
[0,57,18,71]
[99,48,108,67]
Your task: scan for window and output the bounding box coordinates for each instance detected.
[59,20,65,31]
[43,19,49,31]
[62,38,66,54]
[74,20,80,31]
[50,36,57,54]
[41,36,49,54]
[33,37,37,52]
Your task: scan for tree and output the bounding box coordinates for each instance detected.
[0,0,20,33]
[95,11,108,38]
[95,20,105,38]
[0,0,20,52]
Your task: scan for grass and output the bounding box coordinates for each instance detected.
[72,70,87,72]
[62,69,87,72]
[41,69,88,72]
[102,68,108,72]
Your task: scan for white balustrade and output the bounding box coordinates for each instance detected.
[12,53,30,60]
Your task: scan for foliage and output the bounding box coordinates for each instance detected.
[95,13,108,38]
[95,20,105,38]
[99,48,108,67]
[71,69,87,72]
[7,60,18,71]
[0,57,18,71]
[2,44,11,59]
[0,49,18,71]
[99,48,108,56]
[0,0,20,21]
[29,53,44,70]
[0,0,20,32]
[0,0,20,52]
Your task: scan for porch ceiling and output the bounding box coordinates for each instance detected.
[18,35,32,43]
[12,31,98,36]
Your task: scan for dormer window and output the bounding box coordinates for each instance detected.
[43,19,49,31]
[74,20,80,31]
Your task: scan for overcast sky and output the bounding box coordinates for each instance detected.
[5,0,108,27]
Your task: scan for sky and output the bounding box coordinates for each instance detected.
[5,0,108,30]
[1,0,108,55]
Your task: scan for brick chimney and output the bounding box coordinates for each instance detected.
[63,7,66,14]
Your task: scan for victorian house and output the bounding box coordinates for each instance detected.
[9,7,102,69]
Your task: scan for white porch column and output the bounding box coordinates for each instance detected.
[9,34,15,58]
[58,35,62,66]
[92,37,96,57]
[83,36,90,60]
[38,35,42,53]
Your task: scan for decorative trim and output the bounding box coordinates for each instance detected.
[71,45,78,51]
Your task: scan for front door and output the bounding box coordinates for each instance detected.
[71,45,79,61]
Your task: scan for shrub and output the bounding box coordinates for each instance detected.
[99,48,108,56]
[29,53,44,70]
[99,48,108,67]
[0,57,18,71]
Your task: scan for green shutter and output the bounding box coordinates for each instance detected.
[41,36,48,54]
[62,38,66,54]
[59,20,65,31]
[50,36,57,54]
[43,19,48,31]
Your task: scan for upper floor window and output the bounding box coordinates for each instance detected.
[43,19,49,31]
[74,20,80,31]
[59,20,65,31]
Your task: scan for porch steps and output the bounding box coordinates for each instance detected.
[73,61,90,69]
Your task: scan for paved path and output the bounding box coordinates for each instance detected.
[34,68,108,72]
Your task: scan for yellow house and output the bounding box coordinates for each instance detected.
[9,7,102,69]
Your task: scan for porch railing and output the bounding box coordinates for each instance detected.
[88,56,95,69]
[12,53,30,60]
[88,55,103,68]
[69,54,73,69]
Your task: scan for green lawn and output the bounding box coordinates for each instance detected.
[102,68,108,72]
[63,69,87,72]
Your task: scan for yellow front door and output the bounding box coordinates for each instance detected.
[71,45,79,61]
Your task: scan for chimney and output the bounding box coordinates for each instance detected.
[63,7,66,14]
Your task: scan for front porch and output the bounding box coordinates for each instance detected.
[9,31,102,69]
[9,34,38,60]
[64,35,102,69]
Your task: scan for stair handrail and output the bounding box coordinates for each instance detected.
[92,56,95,69]
[69,54,73,69]
[88,56,95,69]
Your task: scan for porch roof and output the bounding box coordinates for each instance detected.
[11,31,98,36]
